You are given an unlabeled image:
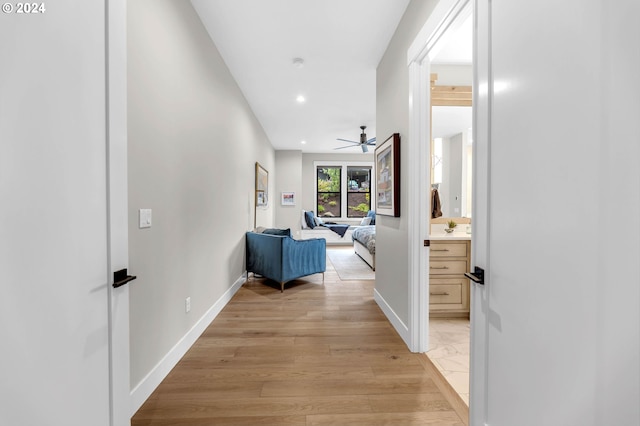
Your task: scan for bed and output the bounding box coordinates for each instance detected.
[352,225,375,270]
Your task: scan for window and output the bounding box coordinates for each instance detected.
[346,166,371,218]
[315,162,373,219]
[317,167,341,218]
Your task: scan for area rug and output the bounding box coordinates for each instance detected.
[326,247,375,280]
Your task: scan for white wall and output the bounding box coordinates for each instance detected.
[375,0,438,330]
[0,1,111,425]
[127,0,274,405]
[275,150,303,233]
[443,132,463,217]
[431,64,472,86]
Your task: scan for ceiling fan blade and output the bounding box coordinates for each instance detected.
[336,138,360,144]
[361,144,369,153]
[334,145,357,150]
[367,137,376,144]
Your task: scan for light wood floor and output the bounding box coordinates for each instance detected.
[132,259,467,425]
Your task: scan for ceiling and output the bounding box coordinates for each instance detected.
[191,0,471,154]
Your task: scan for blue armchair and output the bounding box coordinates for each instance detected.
[245,231,326,292]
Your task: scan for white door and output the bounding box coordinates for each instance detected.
[471,1,640,425]
[0,1,129,425]
[107,0,131,424]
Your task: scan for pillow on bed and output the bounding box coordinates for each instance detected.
[359,217,372,226]
[366,210,376,225]
[304,210,316,229]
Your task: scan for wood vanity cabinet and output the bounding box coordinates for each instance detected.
[429,240,470,318]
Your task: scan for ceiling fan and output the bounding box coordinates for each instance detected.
[335,125,376,153]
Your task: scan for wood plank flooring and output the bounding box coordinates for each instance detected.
[132,258,466,425]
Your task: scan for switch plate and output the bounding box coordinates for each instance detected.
[139,209,152,229]
[185,297,191,313]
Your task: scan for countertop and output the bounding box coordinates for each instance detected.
[429,232,472,241]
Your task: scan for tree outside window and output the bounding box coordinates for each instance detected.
[317,167,341,217]
[347,166,371,217]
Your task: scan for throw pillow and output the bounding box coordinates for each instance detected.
[314,216,325,226]
[366,210,376,225]
[301,210,309,229]
[263,228,292,237]
[359,217,372,226]
[304,210,316,229]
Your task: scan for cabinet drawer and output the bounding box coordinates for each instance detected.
[429,259,467,275]
[430,242,467,257]
[429,283,462,305]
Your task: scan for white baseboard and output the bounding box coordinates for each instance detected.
[129,273,246,416]
[373,288,410,347]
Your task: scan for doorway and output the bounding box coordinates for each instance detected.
[427,12,473,406]
[406,0,474,411]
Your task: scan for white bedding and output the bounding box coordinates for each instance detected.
[299,227,354,245]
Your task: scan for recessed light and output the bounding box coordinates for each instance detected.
[292,57,305,68]
[300,140,307,144]
[296,95,305,103]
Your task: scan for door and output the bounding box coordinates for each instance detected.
[0,1,129,425]
[471,0,640,425]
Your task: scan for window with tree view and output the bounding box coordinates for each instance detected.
[317,167,341,218]
[347,166,371,217]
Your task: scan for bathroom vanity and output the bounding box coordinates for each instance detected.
[429,234,471,318]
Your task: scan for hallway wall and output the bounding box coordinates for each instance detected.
[375,0,438,337]
[128,0,274,398]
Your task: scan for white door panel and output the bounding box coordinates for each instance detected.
[0,1,114,425]
[472,0,640,425]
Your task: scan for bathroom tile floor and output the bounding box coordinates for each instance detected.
[426,318,470,405]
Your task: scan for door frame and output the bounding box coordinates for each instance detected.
[106,0,131,424]
[406,0,472,352]
[408,0,490,422]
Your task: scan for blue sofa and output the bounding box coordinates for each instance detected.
[245,230,326,292]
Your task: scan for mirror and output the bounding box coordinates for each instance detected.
[431,105,472,218]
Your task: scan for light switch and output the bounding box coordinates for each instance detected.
[139,209,152,229]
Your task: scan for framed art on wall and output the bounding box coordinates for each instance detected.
[375,133,400,217]
[255,162,268,207]
[281,192,295,206]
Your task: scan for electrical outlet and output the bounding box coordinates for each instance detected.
[185,297,191,313]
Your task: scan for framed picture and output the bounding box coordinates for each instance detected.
[255,162,268,207]
[375,133,400,217]
[281,191,295,206]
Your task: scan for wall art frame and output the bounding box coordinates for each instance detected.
[281,191,295,206]
[374,133,400,217]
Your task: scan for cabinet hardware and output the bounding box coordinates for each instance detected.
[430,292,450,296]
[431,248,449,252]
[430,266,449,269]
